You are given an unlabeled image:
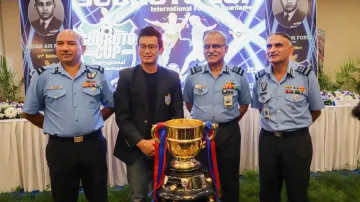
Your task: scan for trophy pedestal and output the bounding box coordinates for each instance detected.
[158,161,215,202]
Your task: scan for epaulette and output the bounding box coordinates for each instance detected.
[189,64,202,75]
[36,66,52,75]
[255,69,266,81]
[86,65,104,74]
[231,66,245,76]
[295,66,312,76]
[30,69,37,78]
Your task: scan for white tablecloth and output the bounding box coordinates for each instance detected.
[0,106,359,193]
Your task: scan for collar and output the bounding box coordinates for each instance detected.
[266,61,296,78]
[40,16,54,29]
[284,9,297,21]
[54,62,86,75]
[203,63,230,74]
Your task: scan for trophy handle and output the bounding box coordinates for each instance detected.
[208,123,218,140]
[151,124,160,143]
[201,123,218,148]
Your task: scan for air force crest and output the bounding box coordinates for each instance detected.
[165,94,171,105]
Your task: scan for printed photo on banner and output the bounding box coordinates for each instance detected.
[272,0,308,29]
[28,0,64,36]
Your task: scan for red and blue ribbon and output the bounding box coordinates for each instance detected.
[153,123,167,202]
[205,121,221,201]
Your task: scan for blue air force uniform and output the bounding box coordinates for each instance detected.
[183,63,251,202]
[252,61,324,202]
[23,63,114,202]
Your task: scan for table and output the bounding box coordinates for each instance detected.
[1,106,359,193]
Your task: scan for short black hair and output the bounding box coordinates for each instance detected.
[352,102,360,120]
[35,0,55,3]
[137,26,163,48]
[268,32,292,45]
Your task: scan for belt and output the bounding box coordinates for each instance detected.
[261,127,308,138]
[49,130,102,143]
[218,117,239,127]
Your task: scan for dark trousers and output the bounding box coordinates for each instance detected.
[259,128,312,202]
[46,131,108,202]
[198,119,241,202]
[126,155,154,202]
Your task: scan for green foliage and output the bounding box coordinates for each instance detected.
[335,58,360,94]
[318,71,337,91]
[318,58,360,94]
[0,55,24,102]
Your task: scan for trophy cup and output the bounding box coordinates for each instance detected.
[151,119,221,202]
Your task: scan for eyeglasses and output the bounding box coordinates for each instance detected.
[203,44,227,50]
[138,44,160,52]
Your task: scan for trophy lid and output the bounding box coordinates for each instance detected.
[164,118,203,129]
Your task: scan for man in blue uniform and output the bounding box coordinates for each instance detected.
[252,32,324,202]
[113,26,184,202]
[183,30,252,202]
[22,29,114,202]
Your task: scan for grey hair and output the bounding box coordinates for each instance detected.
[203,30,228,44]
[57,29,85,46]
[268,32,292,45]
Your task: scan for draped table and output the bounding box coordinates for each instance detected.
[0,106,359,193]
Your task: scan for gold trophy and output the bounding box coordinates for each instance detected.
[151,119,219,202]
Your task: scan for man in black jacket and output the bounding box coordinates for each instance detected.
[31,0,62,36]
[275,0,306,28]
[113,26,184,202]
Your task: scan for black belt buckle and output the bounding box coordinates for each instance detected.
[274,132,283,137]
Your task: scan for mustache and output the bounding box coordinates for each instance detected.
[207,53,217,57]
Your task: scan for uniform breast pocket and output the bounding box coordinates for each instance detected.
[193,87,208,96]
[284,94,307,112]
[82,88,101,109]
[45,89,67,111]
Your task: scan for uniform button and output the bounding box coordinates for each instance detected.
[74,105,77,108]
[77,131,79,134]
[74,92,76,95]
[76,118,78,121]
[277,84,280,86]
[277,110,280,113]
[213,104,216,106]
[144,120,148,123]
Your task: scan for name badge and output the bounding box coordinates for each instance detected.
[224,92,233,108]
[263,107,270,119]
[48,85,62,90]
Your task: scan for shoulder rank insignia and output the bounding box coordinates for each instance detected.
[86,65,104,74]
[295,66,312,76]
[255,69,266,81]
[231,66,245,76]
[190,64,202,75]
[36,66,52,75]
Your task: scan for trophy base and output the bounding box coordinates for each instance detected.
[171,158,200,171]
[158,164,215,201]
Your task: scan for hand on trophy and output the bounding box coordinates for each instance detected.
[137,139,155,156]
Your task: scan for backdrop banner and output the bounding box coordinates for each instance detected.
[265,0,317,74]
[71,0,267,90]
[20,0,71,91]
